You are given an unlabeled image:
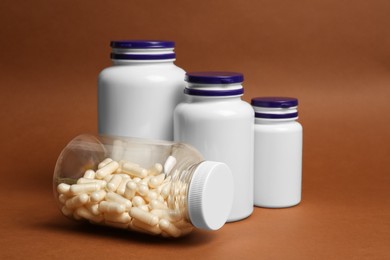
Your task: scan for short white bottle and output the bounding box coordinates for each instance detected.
[174,72,254,222]
[251,97,302,208]
[98,40,186,141]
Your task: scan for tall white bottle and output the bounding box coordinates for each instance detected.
[174,72,254,222]
[98,40,185,141]
[252,97,303,208]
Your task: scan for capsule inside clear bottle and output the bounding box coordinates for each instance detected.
[53,134,234,237]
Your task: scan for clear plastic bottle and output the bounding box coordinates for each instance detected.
[174,72,254,222]
[98,40,186,141]
[251,97,302,208]
[53,134,234,237]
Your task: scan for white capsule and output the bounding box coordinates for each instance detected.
[65,194,89,209]
[147,163,163,176]
[116,178,129,196]
[149,174,165,189]
[150,199,168,210]
[111,140,125,161]
[95,161,119,179]
[180,183,188,195]
[137,183,149,196]
[132,196,145,207]
[157,195,165,202]
[140,176,152,186]
[122,162,147,178]
[130,207,159,226]
[98,158,113,169]
[58,194,68,204]
[57,183,71,195]
[73,211,82,220]
[77,178,107,189]
[83,169,96,179]
[61,206,73,217]
[115,160,125,173]
[171,182,182,196]
[124,181,137,199]
[76,207,104,223]
[167,196,174,208]
[85,203,100,215]
[131,219,161,235]
[132,177,141,183]
[98,201,125,214]
[104,212,131,224]
[70,183,100,195]
[159,219,181,238]
[174,219,193,229]
[103,174,113,183]
[117,173,131,180]
[150,209,166,218]
[138,205,150,212]
[105,221,129,229]
[163,175,172,184]
[105,192,132,211]
[160,183,171,199]
[144,191,158,202]
[164,156,176,175]
[150,209,181,222]
[129,222,155,235]
[168,211,183,222]
[90,189,106,203]
[161,231,170,238]
[106,175,122,192]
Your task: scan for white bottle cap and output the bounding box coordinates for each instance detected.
[187,161,234,230]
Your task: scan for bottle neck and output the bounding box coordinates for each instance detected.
[112,59,174,65]
[110,47,176,65]
[185,94,243,102]
[184,82,244,101]
[253,105,298,124]
[255,117,298,124]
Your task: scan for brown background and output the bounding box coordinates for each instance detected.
[1,0,389,259]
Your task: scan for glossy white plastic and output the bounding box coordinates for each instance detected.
[252,97,302,208]
[174,73,254,222]
[98,41,185,141]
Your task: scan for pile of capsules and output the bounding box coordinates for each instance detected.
[56,156,192,237]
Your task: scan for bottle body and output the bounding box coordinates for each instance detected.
[98,40,186,141]
[254,121,302,207]
[251,97,302,208]
[53,135,233,237]
[174,72,254,222]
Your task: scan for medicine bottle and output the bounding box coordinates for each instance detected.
[98,40,186,141]
[251,97,302,208]
[174,72,254,222]
[53,134,234,238]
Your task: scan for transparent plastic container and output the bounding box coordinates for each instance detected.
[53,134,234,238]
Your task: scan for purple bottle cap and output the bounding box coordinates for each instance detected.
[252,97,299,119]
[110,40,175,49]
[251,97,298,108]
[110,40,176,60]
[185,72,244,84]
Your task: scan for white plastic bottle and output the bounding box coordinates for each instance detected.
[174,72,254,222]
[251,97,302,208]
[98,40,186,141]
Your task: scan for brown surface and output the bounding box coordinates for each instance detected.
[1,0,390,259]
